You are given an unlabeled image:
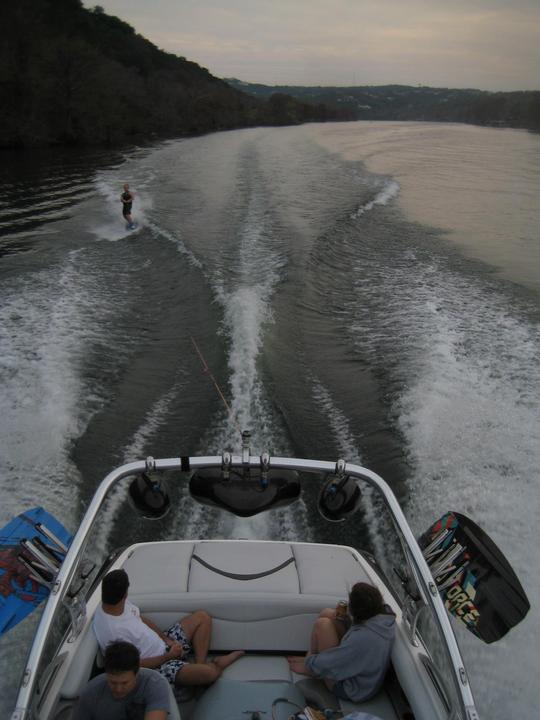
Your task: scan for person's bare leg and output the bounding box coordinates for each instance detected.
[318,607,348,640]
[175,651,245,687]
[310,616,340,654]
[287,656,310,675]
[213,650,245,670]
[176,662,219,687]
[288,616,340,676]
[180,610,212,663]
[318,608,335,621]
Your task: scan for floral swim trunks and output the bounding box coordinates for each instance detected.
[157,621,193,684]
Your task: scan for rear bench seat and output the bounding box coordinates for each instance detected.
[127,539,373,653]
[57,540,410,720]
[126,539,401,719]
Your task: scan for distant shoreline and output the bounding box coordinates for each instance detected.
[225,80,540,135]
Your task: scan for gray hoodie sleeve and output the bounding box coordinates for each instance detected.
[305,614,395,700]
[306,629,368,680]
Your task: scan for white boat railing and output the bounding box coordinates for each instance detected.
[11,454,479,720]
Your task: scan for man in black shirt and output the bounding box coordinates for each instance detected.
[121,183,135,229]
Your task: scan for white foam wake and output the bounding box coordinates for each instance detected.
[145,219,202,268]
[0,250,109,525]
[202,192,311,541]
[397,292,540,718]
[91,383,183,557]
[352,179,400,218]
[210,193,287,454]
[311,379,387,560]
[348,248,540,720]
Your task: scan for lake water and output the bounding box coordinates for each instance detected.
[0,122,539,719]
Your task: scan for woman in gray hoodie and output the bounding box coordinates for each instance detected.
[287,583,395,703]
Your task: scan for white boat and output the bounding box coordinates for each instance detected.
[8,433,529,720]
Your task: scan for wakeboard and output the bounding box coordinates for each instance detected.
[126,222,138,231]
[0,507,72,635]
[419,511,530,643]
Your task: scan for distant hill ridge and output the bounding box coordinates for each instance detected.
[0,0,344,148]
[225,79,540,131]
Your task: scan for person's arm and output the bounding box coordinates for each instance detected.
[305,633,360,681]
[139,643,183,669]
[138,615,184,667]
[140,614,170,643]
[143,672,171,720]
[145,711,167,720]
[73,687,96,720]
[140,614,183,653]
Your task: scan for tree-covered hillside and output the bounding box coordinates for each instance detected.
[227,80,540,131]
[0,1,345,148]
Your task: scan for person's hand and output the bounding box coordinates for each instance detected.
[167,643,184,659]
[287,656,308,675]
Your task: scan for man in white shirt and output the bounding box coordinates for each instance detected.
[93,569,243,688]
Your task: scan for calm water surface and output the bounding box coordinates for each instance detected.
[0,122,539,719]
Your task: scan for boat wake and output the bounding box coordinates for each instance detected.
[209,190,288,453]
[311,379,391,562]
[352,179,400,218]
[0,250,111,525]
[91,381,186,557]
[145,220,202,268]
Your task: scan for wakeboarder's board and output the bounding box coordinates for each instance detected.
[0,507,72,635]
[419,511,530,643]
[126,222,139,231]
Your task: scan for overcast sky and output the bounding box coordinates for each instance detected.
[86,0,540,91]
